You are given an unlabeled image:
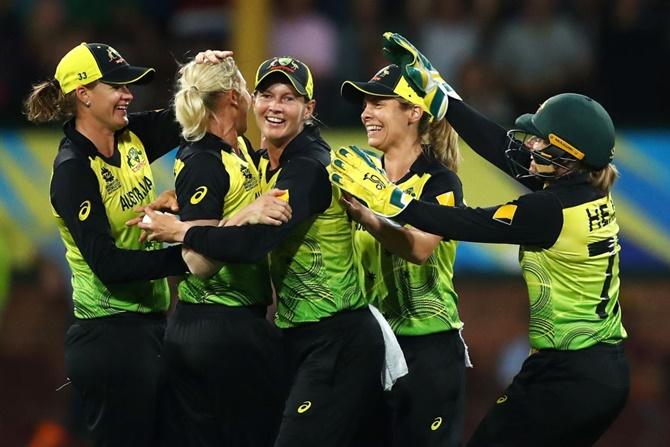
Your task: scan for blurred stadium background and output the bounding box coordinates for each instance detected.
[1,0,669,445]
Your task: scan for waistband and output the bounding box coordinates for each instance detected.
[531,341,625,356]
[174,301,267,319]
[282,306,372,337]
[74,311,166,325]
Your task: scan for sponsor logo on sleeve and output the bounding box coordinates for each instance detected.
[190,186,208,205]
[78,200,91,221]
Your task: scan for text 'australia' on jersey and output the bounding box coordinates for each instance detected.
[52,128,170,318]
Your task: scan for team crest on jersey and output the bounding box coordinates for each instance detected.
[126,147,146,172]
[100,166,121,194]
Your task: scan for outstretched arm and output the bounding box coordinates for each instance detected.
[140,157,330,263]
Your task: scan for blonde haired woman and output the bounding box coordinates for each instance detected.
[165,55,288,446]
[139,56,386,447]
[338,63,468,447]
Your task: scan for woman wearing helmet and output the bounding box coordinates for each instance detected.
[330,33,629,447]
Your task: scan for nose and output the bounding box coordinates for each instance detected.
[361,102,373,122]
[267,98,282,112]
[120,85,133,100]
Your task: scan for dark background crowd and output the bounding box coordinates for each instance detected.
[1,0,669,446]
[1,0,669,127]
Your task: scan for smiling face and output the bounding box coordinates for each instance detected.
[360,95,416,152]
[84,82,134,130]
[253,81,314,148]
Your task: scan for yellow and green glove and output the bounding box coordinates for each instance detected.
[382,32,461,120]
[328,145,413,217]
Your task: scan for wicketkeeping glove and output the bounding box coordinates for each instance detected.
[328,145,413,217]
[382,32,461,120]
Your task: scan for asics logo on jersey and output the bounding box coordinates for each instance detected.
[363,172,386,190]
[190,186,208,205]
[297,401,312,414]
[496,395,508,404]
[430,417,443,431]
[78,200,91,221]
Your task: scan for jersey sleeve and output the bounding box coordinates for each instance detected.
[399,190,563,248]
[183,155,332,262]
[127,109,181,162]
[419,169,464,207]
[447,100,543,191]
[175,152,229,221]
[50,159,186,284]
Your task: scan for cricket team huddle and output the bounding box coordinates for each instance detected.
[24,32,629,447]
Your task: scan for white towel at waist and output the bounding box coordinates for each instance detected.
[368,304,408,391]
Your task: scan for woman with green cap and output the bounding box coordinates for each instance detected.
[24,42,188,446]
[330,33,629,447]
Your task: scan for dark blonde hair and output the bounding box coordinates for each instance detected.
[24,80,77,123]
[589,163,619,194]
[174,57,244,141]
[417,113,461,173]
[397,98,460,172]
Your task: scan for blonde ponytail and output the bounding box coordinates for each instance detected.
[24,80,77,123]
[174,57,243,141]
[418,114,461,173]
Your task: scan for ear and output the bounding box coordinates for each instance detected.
[408,105,423,125]
[228,90,239,107]
[303,99,316,120]
[74,85,90,105]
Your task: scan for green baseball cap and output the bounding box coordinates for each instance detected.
[254,56,314,100]
[515,93,615,170]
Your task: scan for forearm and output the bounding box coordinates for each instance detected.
[90,243,186,284]
[182,247,222,279]
[183,223,287,263]
[364,216,436,265]
[447,100,511,173]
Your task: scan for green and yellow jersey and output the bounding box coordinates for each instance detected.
[50,111,186,319]
[398,100,627,351]
[174,134,271,307]
[182,125,367,328]
[353,152,464,336]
